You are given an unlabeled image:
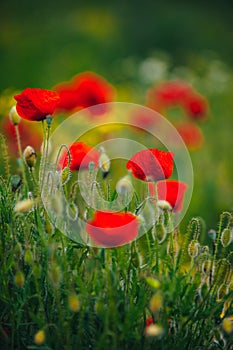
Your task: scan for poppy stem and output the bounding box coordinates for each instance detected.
[14,124,28,195]
[39,119,51,195]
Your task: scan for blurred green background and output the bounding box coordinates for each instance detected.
[0,0,233,234]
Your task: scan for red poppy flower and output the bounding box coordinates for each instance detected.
[157,180,188,212]
[54,72,115,113]
[182,93,209,121]
[126,149,174,182]
[147,80,193,111]
[175,122,204,150]
[58,141,100,171]
[14,88,60,121]
[1,117,43,154]
[86,210,139,247]
[146,316,154,327]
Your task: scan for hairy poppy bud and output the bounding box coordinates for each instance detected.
[9,106,21,125]
[188,240,199,258]
[14,198,34,213]
[221,228,233,248]
[116,174,133,196]
[156,200,172,211]
[98,147,110,178]
[60,166,71,185]
[23,146,37,168]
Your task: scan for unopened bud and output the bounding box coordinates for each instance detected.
[14,270,25,287]
[9,106,21,125]
[116,174,133,196]
[156,200,172,211]
[24,249,34,264]
[68,293,80,312]
[221,228,233,247]
[23,146,37,168]
[60,166,71,185]
[14,198,34,213]
[188,240,200,258]
[145,277,161,289]
[49,263,62,287]
[222,317,233,334]
[145,324,163,337]
[98,148,110,178]
[149,293,163,313]
[34,329,46,345]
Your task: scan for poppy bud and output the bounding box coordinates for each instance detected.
[222,317,233,334]
[68,293,80,312]
[9,106,21,125]
[14,270,25,288]
[98,147,110,178]
[49,263,62,287]
[116,174,133,196]
[156,200,172,211]
[188,240,199,258]
[149,293,163,313]
[145,324,163,337]
[14,198,34,213]
[60,166,71,185]
[23,146,37,168]
[34,330,46,345]
[24,249,34,264]
[221,228,233,247]
[145,277,161,289]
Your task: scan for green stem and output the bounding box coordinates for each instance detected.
[14,124,28,194]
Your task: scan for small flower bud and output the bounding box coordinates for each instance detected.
[145,324,163,337]
[34,329,46,345]
[24,249,34,264]
[49,263,62,287]
[98,148,110,178]
[188,240,200,258]
[9,106,21,125]
[14,198,34,213]
[156,200,172,211]
[217,283,228,302]
[14,270,25,288]
[10,174,22,192]
[145,277,161,289]
[68,293,80,312]
[60,166,71,185]
[222,317,233,334]
[116,175,133,196]
[23,146,37,168]
[221,228,233,247]
[155,222,167,243]
[149,293,163,313]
